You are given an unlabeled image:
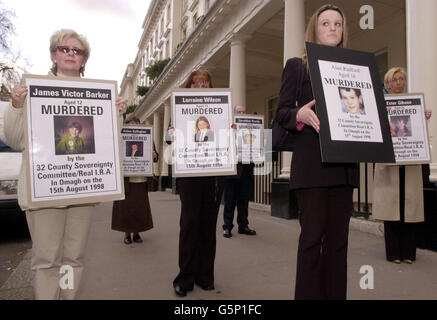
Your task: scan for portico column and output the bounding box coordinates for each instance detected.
[153,110,162,176]
[280,0,305,179]
[406,0,437,181]
[229,34,251,108]
[161,101,171,176]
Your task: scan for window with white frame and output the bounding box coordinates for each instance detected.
[167,3,171,25]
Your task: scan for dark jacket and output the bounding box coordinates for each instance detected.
[276,57,359,190]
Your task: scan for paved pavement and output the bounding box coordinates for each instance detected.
[1,190,437,300]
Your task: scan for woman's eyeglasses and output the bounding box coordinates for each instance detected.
[57,46,84,56]
[391,77,405,83]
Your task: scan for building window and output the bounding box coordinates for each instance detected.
[267,96,279,125]
[182,23,187,42]
[167,4,171,25]
[375,50,388,85]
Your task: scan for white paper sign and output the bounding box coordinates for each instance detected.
[235,115,264,164]
[318,60,383,143]
[386,94,431,164]
[25,76,123,205]
[171,89,236,177]
[121,125,153,176]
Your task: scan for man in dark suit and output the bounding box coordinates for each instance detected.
[126,142,143,157]
[223,105,256,238]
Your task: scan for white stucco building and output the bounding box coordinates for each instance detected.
[119,0,437,211]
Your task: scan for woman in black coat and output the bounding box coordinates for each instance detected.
[170,70,224,297]
[276,4,359,300]
[112,117,157,244]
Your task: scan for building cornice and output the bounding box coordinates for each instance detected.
[134,0,281,121]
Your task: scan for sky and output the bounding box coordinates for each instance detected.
[2,0,151,89]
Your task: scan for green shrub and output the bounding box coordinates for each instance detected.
[146,58,171,81]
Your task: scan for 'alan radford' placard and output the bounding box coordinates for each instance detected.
[306,42,395,164]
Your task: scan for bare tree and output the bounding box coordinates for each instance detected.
[0,1,28,101]
[0,0,15,53]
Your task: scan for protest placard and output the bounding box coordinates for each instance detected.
[234,114,265,164]
[306,42,395,163]
[171,88,236,177]
[385,93,431,164]
[121,125,153,176]
[23,74,124,208]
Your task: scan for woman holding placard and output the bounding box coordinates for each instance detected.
[276,5,359,300]
[112,117,157,245]
[168,70,224,297]
[372,67,431,264]
[4,29,127,299]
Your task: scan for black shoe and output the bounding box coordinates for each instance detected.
[124,235,132,244]
[174,285,187,297]
[132,233,143,243]
[195,281,215,291]
[198,284,215,291]
[223,229,232,238]
[238,226,256,235]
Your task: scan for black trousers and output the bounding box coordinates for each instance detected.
[294,186,354,300]
[223,167,252,230]
[173,177,224,290]
[384,166,416,261]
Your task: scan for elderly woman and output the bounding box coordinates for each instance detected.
[373,67,431,264]
[3,29,127,299]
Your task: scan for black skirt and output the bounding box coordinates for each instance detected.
[112,180,153,233]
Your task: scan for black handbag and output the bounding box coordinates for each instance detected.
[271,58,304,152]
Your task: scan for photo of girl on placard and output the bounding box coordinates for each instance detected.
[194,116,215,142]
[390,115,412,137]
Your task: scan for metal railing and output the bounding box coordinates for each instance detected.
[252,152,282,205]
[252,154,374,219]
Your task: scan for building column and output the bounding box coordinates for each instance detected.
[406,0,437,181]
[229,34,251,108]
[199,0,207,16]
[160,101,171,176]
[153,110,163,176]
[280,0,305,179]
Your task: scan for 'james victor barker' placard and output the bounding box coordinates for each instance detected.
[306,42,395,163]
[171,88,236,177]
[23,74,124,209]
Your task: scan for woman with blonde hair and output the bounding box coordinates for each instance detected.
[276,4,358,300]
[383,67,407,94]
[4,28,127,299]
[373,67,431,264]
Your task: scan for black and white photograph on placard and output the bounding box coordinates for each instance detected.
[306,42,395,163]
